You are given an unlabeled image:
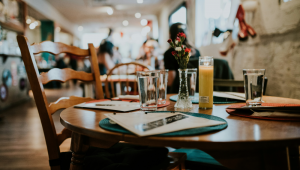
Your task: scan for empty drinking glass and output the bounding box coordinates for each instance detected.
[243,69,266,106]
[158,70,168,104]
[187,68,197,100]
[137,71,160,110]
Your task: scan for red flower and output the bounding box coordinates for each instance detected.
[167,39,172,43]
[184,48,191,53]
[177,32,186,38]
[176,37,180,42]
[181,45,184,49]
[171,51,177,56]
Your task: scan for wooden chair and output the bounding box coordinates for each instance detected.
[104,62,153,98]
[17,35,186,170]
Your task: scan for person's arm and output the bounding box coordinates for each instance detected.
[104,53,116,71]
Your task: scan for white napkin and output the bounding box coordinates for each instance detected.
[251,111,300,117]
[118,95,139,100]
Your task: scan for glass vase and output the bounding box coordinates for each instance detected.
[174,69,193,109]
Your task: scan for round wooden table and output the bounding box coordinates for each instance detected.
[60,95,300,170]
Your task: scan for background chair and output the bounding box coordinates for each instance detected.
[17,36,185,170]
[104,62,153,98]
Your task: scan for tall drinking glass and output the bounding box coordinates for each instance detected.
[243,69,266,106]
[187,68,197,99]
[198,56,214,109]
[158,70,168,104]
[137,71,160,110]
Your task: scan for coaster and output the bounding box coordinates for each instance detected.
[99,111,227,137]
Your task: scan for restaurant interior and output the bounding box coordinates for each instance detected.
[0,0,300,170]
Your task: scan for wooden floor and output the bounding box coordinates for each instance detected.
[0,84,82,170]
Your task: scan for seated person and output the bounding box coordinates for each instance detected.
[137,39,162,70]
[164,23,201,93]
[97,39,122,75]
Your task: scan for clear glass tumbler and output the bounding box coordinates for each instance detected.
[137,71,160,110]
[243,69,266,106]
[158,70,168,104]
[187,68,197,100]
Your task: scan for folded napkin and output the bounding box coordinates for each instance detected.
[118,95,139,100]
[252,111,300,117]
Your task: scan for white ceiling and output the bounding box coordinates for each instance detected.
[45,0,169,32]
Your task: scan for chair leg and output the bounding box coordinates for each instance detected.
[287,146,300,170]
[69,132,89,170]
[180,162,186,170]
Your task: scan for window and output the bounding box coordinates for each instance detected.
[169,4,187,25]
[280,0,300,10]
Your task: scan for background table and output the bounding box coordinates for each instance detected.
[60,95,300,170]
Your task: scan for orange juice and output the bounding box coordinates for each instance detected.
[199,66,213,109]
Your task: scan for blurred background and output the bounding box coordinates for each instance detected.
[0,0,300,109]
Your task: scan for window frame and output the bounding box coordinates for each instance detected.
[168,2,187,26]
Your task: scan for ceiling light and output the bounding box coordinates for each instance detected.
[107,7,113,15]
[34,21,39,26]
[144,26,151,32]
[78,26,83,31]
[140,19,147,26]
[55,27,61,32]
[26,18,31,24]
[137,0,143,3]
[122,20,129,26]
[29,23,36,29]
[135,13,141,18]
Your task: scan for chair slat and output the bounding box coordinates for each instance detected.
[48,96,94,115]
[39,68,94,85]
[105,62,154,98]
[31,41,90,56]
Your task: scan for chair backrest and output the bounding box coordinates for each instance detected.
[17,35,104,170]
[104,62,153,98]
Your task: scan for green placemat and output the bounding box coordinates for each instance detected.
[99,111,227,137]
[170,93,242,104]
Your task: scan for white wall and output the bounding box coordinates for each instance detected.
[231,0,300,99]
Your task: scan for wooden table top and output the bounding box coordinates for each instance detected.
[60,95,300,151]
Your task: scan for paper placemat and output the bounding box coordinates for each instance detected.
[99,111,227,137]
